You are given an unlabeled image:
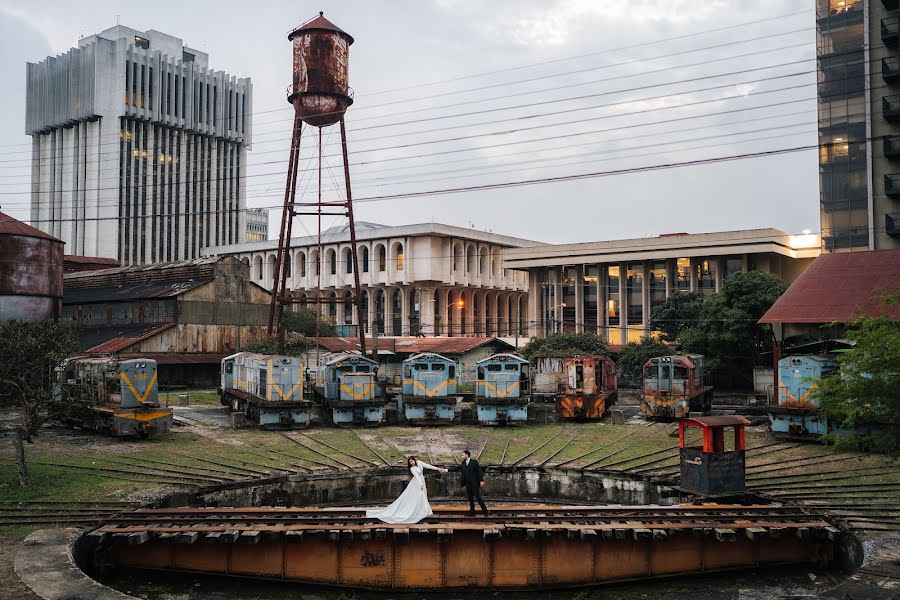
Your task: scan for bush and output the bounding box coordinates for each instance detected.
[616,337,671,380]
[521,333,608,361]
[243,334,315,357]
[282,307,336,337]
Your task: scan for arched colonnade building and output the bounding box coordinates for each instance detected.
[204,222,534,337]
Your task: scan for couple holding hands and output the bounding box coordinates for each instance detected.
[366,449,488,524]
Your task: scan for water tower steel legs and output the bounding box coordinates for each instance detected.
[268,113,368,358]
[268,113,303,337]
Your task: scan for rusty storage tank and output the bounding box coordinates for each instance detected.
[287,11,353,128]
[0,211,64,323]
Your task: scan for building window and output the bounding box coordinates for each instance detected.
[361,246,369,273]
[562,267,577,332]
[584,265,598,333]
[183,50,195,62]
[626,263,643,325]
[377,245,387,272]
[676,258,691,291]
[134,36,150,49]
[724,256,742,279]
[395,243,404,271]
[649,261,666,310]
[607,266,620,327]
[328,249,337,275]
[697,259,716,294]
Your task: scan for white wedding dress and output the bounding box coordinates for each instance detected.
[366,460,440,524]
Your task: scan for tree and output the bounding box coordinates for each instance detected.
[812,292,900,452]
[616,336,671,380]
[243,334,315,357]
[681,271,787,375]
[0,320,77,486]
[521,333,608,361]
[282,307,336,337]
[649,291,704,343]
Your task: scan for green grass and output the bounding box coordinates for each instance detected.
[159,389,222,406]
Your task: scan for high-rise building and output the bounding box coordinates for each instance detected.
[817,0,900,251]
[244,207,268,243]
[26,26,252,264]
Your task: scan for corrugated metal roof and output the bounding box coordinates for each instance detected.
[64,255,120,272]
[288,12,354,44]
[63,278,211,304]
[121,352,226,365]
[760,249,900,324]
[315,336,514,355]
[79,323,174,353]
[0,211,62,242]
[64,256,223,281]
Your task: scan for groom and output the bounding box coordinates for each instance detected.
[447,449,488,516]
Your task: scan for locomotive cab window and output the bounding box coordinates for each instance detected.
[449,366,456,378]
[674,366,689,379]
[224,363,234,374]
[477,367,485,379]
[431,363,445,371]
[504,364,517,371]
[414,364,429,371]
[487,364,502,372]
[403,366,411,378]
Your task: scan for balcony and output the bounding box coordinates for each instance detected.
[885,57,900,84]
[886,136,900,159]
[817,1,864,31]
[888,213,900,237]
[882,16,900,47]
[885,173,900,197]
[884,95,900,121]
[885,0,899,11]
[817,2,864,31]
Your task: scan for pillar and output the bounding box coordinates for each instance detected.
[714,257,724,293]
[689,258,698,292]
[641,261,650,338]
[599,264,608,342]
[528,270,543,338]
[665,258,674,300]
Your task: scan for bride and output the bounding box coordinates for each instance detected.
[366,456,446,524]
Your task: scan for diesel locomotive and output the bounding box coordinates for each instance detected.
[52,357,173,438]
[474,353,530,425]
[640,354,713,419]
[768,355,836,440]
[219,352,311,429]
[314,353,384,426]
[400,352,458,425]
[555,355,618,420]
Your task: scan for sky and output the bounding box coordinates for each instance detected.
[0,0,819,245]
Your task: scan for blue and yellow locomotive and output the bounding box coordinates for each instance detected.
[768,355,836,439]
[400,352,457,425]
[474,354,530,425]
[53,357,173,438]
[315,353,384,426]
[219,353,310,428]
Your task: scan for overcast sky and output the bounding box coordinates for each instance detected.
[0,0,819,245]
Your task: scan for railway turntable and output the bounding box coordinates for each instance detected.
[83,503,840,591]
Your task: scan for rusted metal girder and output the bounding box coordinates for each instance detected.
[90,505,836,591]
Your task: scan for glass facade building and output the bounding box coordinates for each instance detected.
[817,0,900,250]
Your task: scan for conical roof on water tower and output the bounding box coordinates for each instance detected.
[287,12,354,128]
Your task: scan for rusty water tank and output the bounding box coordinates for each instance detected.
[287,11,353,128]
[0,211,64,323]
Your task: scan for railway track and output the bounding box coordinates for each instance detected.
[85,504,837,542]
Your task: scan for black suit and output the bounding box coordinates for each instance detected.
[449,458,487,513]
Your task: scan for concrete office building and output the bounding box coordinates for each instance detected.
[817,0,900,250]
[245,207,268,243]
[204,222,534,337]
[26,26,252,264]
[503,229,821,344]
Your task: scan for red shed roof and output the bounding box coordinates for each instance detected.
[0,211,61,242]
[288,12,354,44]
[760,250,900,324]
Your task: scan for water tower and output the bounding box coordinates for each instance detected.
[269,12,366,356]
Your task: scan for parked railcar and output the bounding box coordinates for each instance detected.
[400,352,457,425]
[315,353,384,426]
[474,354,530,425]
[640,354,713,419]
[767,355,836,439]
[556,355,618,420]
[52,357,172,438]
[219,353,310,429]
